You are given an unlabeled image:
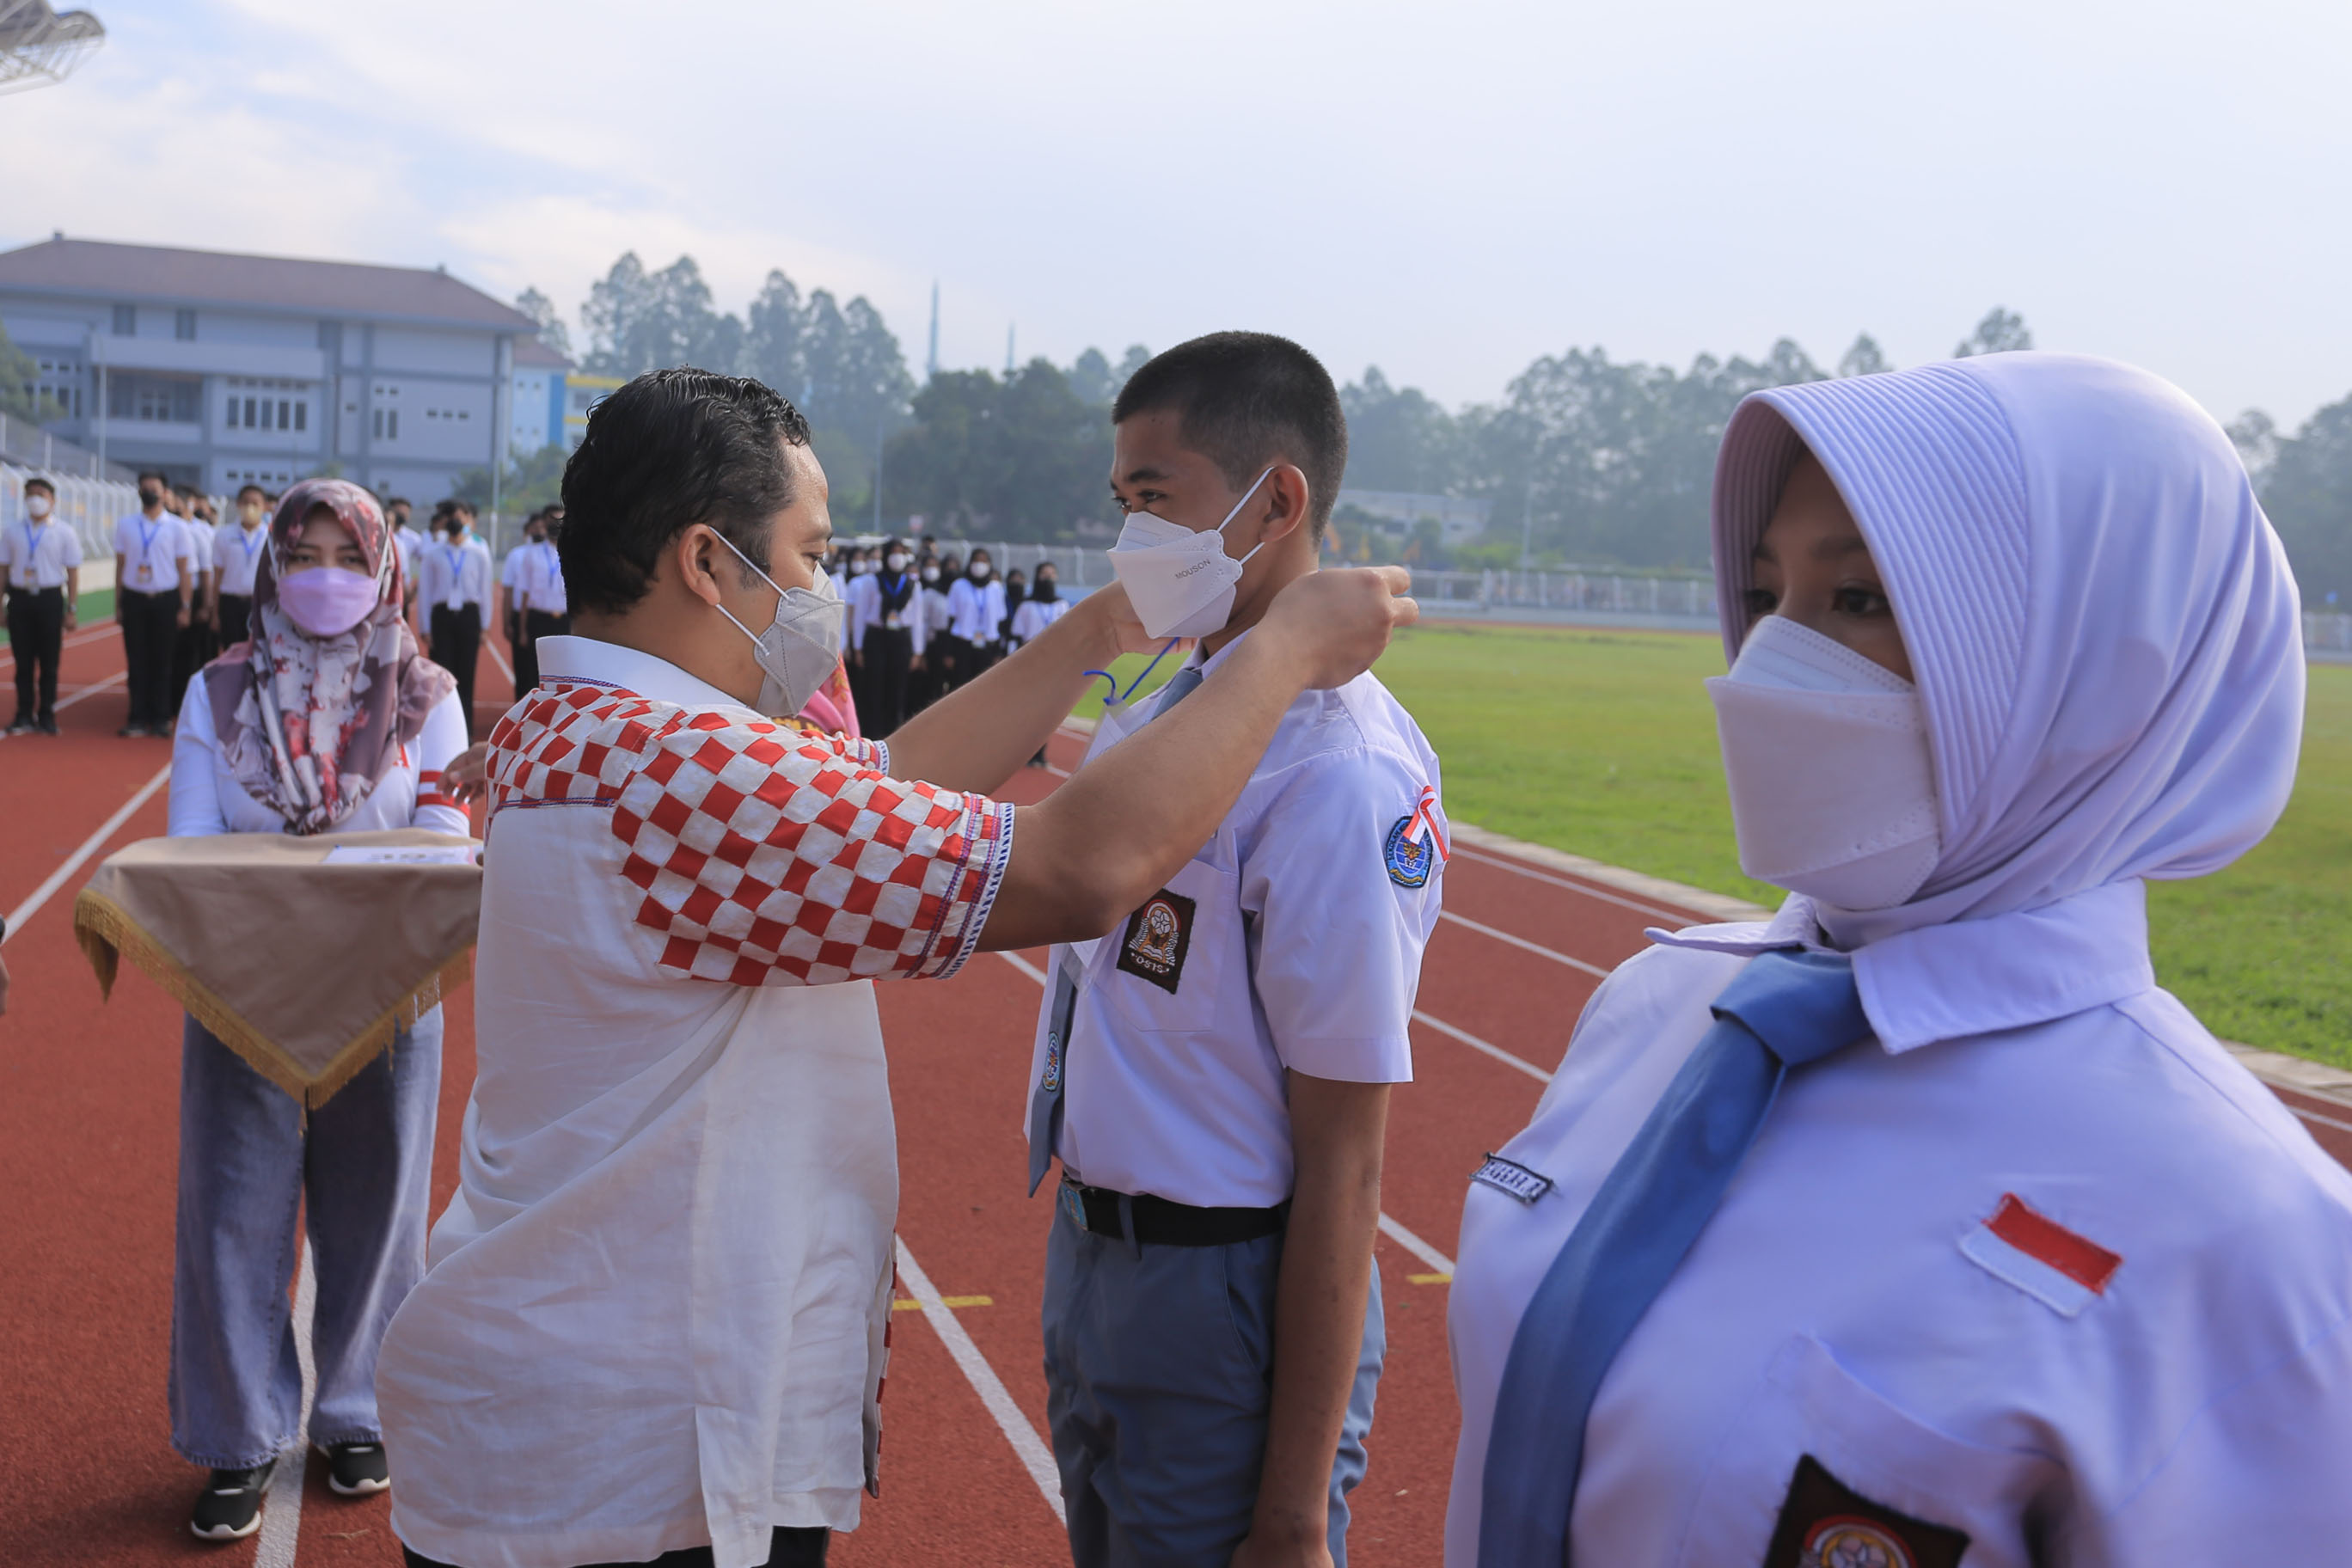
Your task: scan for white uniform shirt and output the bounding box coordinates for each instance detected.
[418,535,493,616]
[1445,880,2352,1564]
[919,583,952,640]
[512,540,567,617]
[1025,634,1443,1208]
[946,576,1004,644]
[394,524,426,587]
[378,634,1014,1568]
[212,520,271,598]
[499,544,528,601]
[1008,595,1069,646]
[843,572,878,649]
[2,514,83,589]
[168,677,469,838]
[114,511,190,594]
[182,518,214,587]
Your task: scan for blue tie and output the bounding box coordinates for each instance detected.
[1478,948,1868,1566]
[1026,662,1207,1196]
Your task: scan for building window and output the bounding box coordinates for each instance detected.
[111,303,135,336]
[109,374,200,423]
[175,309,197,341]
[294,401,306,432]
[389,409,398,439]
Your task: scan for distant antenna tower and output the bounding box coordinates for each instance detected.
[0,1,105,95]
[1005,322,1015,377]
[925,281,939,381]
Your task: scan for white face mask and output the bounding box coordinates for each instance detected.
[1107,468,1272,640]
[708,532,848,718]
[968,561,991,581]
[921,566,940,584]
[26,495,52,520]
[885,551,910,572]
[1705,615,1940,911]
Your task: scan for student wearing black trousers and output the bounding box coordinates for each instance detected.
[113,471,194,737]
[3,476,82,735]
[859,546,920,735]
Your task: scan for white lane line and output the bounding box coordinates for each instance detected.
[997,951,1049,986]
[1377,1213,1456,1277]
[0,671,126,738]
[1,763,170,944]
[893,1234,1066,1524]
[1440,910,1610,978]
[254,1241,316,1568]
[0,617,119,672]
[2294,1106,2352,1137]
[1451,843,1698,925]
[1412,1009,1554,1084]
[483,636,516,684]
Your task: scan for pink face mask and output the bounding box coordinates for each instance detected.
[277,567,383,637]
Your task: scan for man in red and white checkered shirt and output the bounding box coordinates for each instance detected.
[378,369,1418,1568]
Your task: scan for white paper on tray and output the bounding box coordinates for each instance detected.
[322,844,478,867]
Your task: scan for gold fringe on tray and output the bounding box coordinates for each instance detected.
[73,887,473,1110]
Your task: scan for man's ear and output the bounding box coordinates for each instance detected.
[1256,464,1312,546]
[672,524,727,609]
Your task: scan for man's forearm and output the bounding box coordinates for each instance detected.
[1248,1075,1390,1557]
[885,592,1124,792]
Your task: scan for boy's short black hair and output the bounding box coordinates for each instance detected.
[1112,331,1348,536]
[24,475,54,496]
[137,469,168,487]
[560,367,814,617]
[385,495,411,511]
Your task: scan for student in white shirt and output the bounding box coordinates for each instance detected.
[850,539,922,736]
[910,556,956,712]
[510,510,570,696]
[1447,353,2350,1565]
[3,475,83,733]
[1006,561,1069,648]
[375,366,1418,1568]
[169,487,219,719]
[114,469,194,737]
[167,479,469,1541]
[386,497,425,628]
[946,548,1005,678]
[1026,333,1440,1568]
[417,501,493,738]
[211,484,273,644]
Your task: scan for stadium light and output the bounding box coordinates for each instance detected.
[0,0,105,95]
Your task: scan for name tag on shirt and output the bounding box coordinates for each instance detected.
[1472,1153,1553,1204]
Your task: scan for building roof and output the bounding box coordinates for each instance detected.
[0,236,541,334]
[512,335,574,371]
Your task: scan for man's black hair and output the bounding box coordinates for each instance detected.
[560,367,813,617]
[236,483,266,501]
[449,499,478,520]
[24,475,54,496]
[137,469,168,487]
[1112,331,1348,536]
[386,495,411,511]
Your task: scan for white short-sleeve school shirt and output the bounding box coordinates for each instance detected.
[1025,633,1443,1209]
[513,539,567,616]
[114,511,189,593]
[378,634,1014,1568]
[946,576,1004,644]
[418,536,492,615]
[1008,595,1069,646]
[1444,880,2352,1564]
[3,515,83,589]
[211,520,270,598]
[168,676,470,838]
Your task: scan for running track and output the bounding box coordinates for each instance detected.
[4,624,2349,1566]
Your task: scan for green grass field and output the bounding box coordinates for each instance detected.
[1099,619,2352,1069]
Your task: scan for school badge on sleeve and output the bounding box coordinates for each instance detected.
[1116,889,1195,995]
[1762,1456,1969,1568]
[1384,784,1448,888]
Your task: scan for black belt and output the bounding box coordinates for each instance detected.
[1059,1178,1288,1247]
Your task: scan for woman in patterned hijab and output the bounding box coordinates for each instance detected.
[205,479,455,834]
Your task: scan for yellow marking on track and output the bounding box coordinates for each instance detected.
[894,1294,994,1311]
[1409,1272,1454,1286]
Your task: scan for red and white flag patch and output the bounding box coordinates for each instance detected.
[1958,1193,2122,1318]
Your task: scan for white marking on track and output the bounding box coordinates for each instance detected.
[1450,844,1698,925]
[894,1234,1066,1524]
[1377,1213,1456,1277]
[1,763,169,943]
[997,952,1048,985]
[484,636,516,683]
[253,1241,315,1568]
[0,671,126,739]
[0,616,117,673]
[1439,910,1609,978]
[1412,1010,1553,1084]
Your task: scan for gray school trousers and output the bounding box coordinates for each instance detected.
[1042,1204,1385,1568]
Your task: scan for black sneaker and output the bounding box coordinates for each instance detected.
[322,1441,390,1496]
[190,1461,275,1541]
[118,723,148,738]
[4,717,30,736]
[36,717,58,734]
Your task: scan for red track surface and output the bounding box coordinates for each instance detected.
[5,630,2346,1566]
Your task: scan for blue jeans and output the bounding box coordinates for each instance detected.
[169,1011,444,1469]
[1042,1206,1385,1568]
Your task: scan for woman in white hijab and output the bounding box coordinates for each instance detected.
[1445,354,2351,1564]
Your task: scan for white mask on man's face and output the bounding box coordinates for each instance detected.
[1706,614,1940,911]
[1106,468,1272,640]
[707,533,848,717]
[26,495,52,520]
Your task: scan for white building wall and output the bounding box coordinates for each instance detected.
[373,326,493,377]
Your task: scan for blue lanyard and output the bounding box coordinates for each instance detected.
[236,526,264,563]
[138,517,162,561]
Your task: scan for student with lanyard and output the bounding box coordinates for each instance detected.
[170,487,220,720]
[3,475,82,735]
[386,497,424,628]
[211,485,272,645]
[374,367,1414,1568]
[908,552,957,712]
[114,469,195,738]
[512,510,570,696]
[419,501,493,738]
[1007,560,1068,648]
[1446,353,2352,1564]
[499,510,537,684]
[166,479,470,1541]
[854,538,922,735]
[1025,333,1443,1568]
[946,546,1004,679]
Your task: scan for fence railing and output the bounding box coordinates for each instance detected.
[0,413,135,485]
[2308,613,2352,652]
[2,461,144,567]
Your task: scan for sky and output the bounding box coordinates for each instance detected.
[5,0,2349,430]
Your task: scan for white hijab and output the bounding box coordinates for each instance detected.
[1711,352,2305,948]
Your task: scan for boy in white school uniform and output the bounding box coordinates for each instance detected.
[1026,333,1446,1568]
[3,475,82,734]
[211,484,273,641]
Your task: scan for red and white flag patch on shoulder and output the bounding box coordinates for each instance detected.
[1958,1193,2122,1319]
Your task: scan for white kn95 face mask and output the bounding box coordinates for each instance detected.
[1705,614,1941,911]
[1107,468,1273,640]
[708,532,848,718]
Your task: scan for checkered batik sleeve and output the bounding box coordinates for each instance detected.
[610,710,1011,987]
